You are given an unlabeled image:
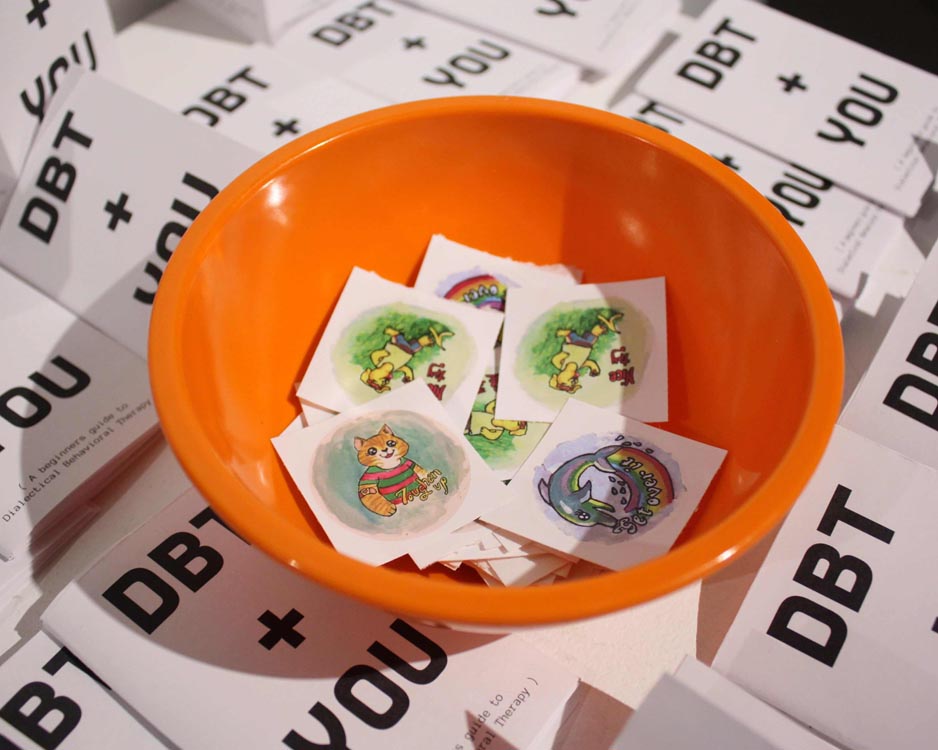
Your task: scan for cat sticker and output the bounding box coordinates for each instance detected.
[355,424,448,516]
[273,382,512,566]
[296,268,502,425]
[483,400,725,571]
[497,278,669,423]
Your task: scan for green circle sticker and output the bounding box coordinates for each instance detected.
[332,303,474,405]
[515,299,652,410]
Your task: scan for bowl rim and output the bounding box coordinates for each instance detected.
[149,95,843,626]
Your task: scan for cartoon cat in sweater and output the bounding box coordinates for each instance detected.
[355,424,430,517]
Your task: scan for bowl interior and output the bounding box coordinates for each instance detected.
[151,97,841,626]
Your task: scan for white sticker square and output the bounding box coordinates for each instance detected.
[498,277,668,423]
[486,399,725,571]
[273,381,512,566]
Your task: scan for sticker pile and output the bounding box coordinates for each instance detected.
[273,235,727,585]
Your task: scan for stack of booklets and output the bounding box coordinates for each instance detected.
[0,267,158,610]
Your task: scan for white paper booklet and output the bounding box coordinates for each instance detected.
[840,239,938,470]
[713,425,938,750]
[0,267,157,561]
[399,0,679,74]
[635,0,938,216]
[181,0,335,43]
[0,631,167,749]
[274,0,581,103]
[0,72,259,359]
[42,487,580,749]
[119,5,387,154]
[613,656,835,749]
[613,94,902,299]
[0,0,120,182]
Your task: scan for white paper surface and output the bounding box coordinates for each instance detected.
[0,631,166,748]
[613,658,835,749]
[714,426,938,750]
[42,487,580,750]
[635,0,938,216]
[274,0,581,103]
[0,267,157,560]
[0,72,259,358]
[841,239,938,470]
[0,0,120,180]
[613,93,902,299]
[519,581,700,710]
[400,0,680,75]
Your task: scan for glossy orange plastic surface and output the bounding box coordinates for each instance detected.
[149,97,843,628]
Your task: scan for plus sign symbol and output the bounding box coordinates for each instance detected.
[714,153,741,171]
[258,608,306,650]
[273,118,300,137]
[777,73,808,94]
[26,0,51,28]
[104,193,133,231]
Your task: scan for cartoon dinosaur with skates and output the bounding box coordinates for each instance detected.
[361,325,453,393]
[548,312,622,393]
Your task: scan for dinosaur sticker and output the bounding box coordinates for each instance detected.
[296,268,502,425]
[483,400,725,571]
[497,278,668,423]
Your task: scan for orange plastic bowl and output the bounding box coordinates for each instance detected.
[149,96,842,628]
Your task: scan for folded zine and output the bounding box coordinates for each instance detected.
[42,487,580,750]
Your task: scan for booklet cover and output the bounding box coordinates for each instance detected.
[0,0,119,181]
[613,657,835,749]
[0,631,167,749]
[613,93,902,300]
[274,0,580,103]
[635,0,938,216]
[840,239,938,471]
[42,487,580,749]
[713,426,938,750]
[0,267,158,561]
[0,72,258,358]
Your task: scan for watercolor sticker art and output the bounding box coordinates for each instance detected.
[273,382,513,566]
[464,348,550,481]
[296,268,502,425]
[413,234,581,314]
[484,400,725,571]
[497,278,668,423]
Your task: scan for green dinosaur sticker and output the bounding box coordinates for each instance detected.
[332,303,474,405]
[515,299,652,411]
